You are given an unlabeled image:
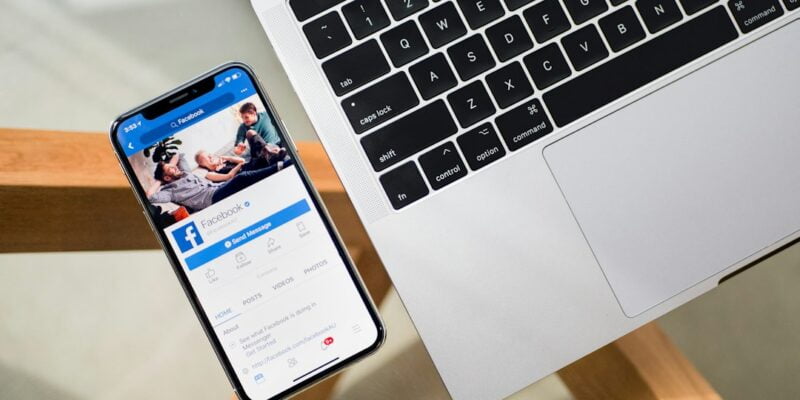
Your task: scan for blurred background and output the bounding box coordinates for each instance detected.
[1,0,799,399]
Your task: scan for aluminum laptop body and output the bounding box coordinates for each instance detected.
[251,0,800,398]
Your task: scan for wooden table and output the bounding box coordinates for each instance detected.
[0,128,720,399]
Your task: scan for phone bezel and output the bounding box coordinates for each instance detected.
[109,62,385,400]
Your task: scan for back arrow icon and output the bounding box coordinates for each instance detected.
[128,142,134,150]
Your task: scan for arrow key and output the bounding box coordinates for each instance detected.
[419,142,468,190]
[303,11,352,59]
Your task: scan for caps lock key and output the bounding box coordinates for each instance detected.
[341,72,420,134]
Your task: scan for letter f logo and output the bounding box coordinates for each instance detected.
[172,221,204,253]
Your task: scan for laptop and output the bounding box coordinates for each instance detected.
[250,0,800,398]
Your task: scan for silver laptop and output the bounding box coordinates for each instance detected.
[250,0,800,398]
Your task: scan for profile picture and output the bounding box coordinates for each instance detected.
[127,96,292,228]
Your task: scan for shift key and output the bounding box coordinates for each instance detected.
[342,73,420,134]
[361,100,458,171]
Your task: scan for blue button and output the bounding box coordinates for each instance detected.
[185,199,311,270]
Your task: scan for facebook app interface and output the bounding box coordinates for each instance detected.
[118,68,378,399]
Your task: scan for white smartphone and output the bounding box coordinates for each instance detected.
[110,62,384,400]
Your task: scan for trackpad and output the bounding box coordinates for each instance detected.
[544,22,800,317]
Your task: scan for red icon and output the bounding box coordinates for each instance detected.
[321,336,334,350]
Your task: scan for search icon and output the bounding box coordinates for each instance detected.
[170,122,179,128]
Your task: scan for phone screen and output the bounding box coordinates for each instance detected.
[114,66,382,399]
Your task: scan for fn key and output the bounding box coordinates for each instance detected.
[380,162,430,209]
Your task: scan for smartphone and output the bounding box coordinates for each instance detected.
[110,62,384,400]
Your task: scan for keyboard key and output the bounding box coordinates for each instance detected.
[486,62,534,108]
[543,7,738,126]
[290,0,346,22]
[495,98,554,151]
[419,142,469,189]
[599,6,646,52]
[342,0,392,39]
[342,73,420,133]
[447,35,496,81]
[563,0,609,24]
[561,24,609,71]
[486,15,534,62]
[419,2,468,48]
[322,40,391,96]
[381,21,430,67]
[611,0,628,5]
[523,43,572,89]
[523,0,572,43]
[786,0,799,10]
[361,100,458,171]
[728,0,784,32]
[679,0,716,14]
[505,0,536,9]
[447,81,497,128]
[457,123,507,170]
[379,162,429,209]
[385,0,429,20]
[636,0,683,33]
[303,12,353,59]
[456,0,505,29]
[409,53,458,99]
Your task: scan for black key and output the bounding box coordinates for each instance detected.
[544,7,738,127]
[523,43,572,89]
[419,2,468,48]
[679,0,716,14]
[486,16,534,62]
[303,12,353,59]
[456,123,507,170]
[447,81,496,128]
[409,53,458,99]
[381,21,430,67]
[456,0,505,29]
[786,0,799,10]
[342,73,420,134]
[636,0,683,33]
[486,62,534,108]
[419,142,469,189]
[599,6,646,52]
[561,24,609,71]
[523,0,572,43]
[447,35,496,81]
[290,0,346,22]
[322,40,391,96]
[495,99,554,151]
[504,0,536,10]
[728,0,784,32]
[611,0,628,5]
[385,0,429,20]
[361,100,458,171]
[342,0,392,39]
[563,0,609,24]
[379,162,429,209]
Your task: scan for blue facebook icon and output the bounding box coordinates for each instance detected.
[172,222,204,253]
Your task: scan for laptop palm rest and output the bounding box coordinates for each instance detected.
[544,20,800,317]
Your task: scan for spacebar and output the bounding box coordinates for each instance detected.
[543,7,738,127]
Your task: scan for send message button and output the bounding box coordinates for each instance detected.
[185,199,311,270]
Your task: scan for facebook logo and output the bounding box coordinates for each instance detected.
[172,222,204,253]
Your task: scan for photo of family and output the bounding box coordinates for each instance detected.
[128,96,292,228]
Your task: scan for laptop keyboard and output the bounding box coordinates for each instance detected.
[289,0,794,210]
